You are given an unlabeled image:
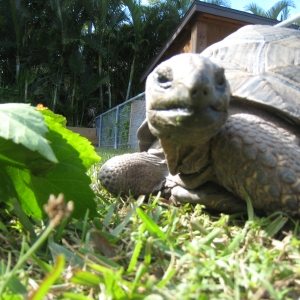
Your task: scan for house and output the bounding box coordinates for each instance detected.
[140,1,279,83]
[96,1,284,149]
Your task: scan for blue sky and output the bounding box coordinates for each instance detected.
[228,0,299,16]
[142,1,300,17]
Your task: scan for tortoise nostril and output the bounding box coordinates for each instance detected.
[191,86,210,98]
[191,88,198,97]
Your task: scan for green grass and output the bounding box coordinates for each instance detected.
[1,147,300,299]
[96,147,137,165]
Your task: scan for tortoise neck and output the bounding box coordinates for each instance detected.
[160,138,212,176]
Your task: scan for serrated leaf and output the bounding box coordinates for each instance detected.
[0,103,58,167]
[5,111,100,219]
[38,109,67,127]
[42,113,100,169]
[6,154,97,219]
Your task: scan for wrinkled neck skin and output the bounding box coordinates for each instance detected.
[160,136,215,189]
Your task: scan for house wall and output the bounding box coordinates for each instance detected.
[179,14,248,54]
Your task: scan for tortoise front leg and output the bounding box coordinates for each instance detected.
[170,182,248,214]
[98,151,169,198]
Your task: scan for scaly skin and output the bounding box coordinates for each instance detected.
[212,114,300,216]
[99,151,168,198]
[145,53,300,215]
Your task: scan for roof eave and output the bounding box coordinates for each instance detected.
[140,1,278,83]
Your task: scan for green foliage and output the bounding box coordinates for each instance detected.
[244,0,295,20]
[0,103,100,220]
[0,0,186,124]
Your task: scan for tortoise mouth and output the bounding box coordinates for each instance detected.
[147,106,227,143]
[149,105,226,125]
[156,107,194,117]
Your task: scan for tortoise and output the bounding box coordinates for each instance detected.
[98,25,300,216]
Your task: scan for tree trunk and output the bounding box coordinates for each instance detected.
[108,80,112,108]
[98,55,104,110]
[24,76,28,101]
[53,86,58,112]
[126,54,136,101]
[16,54,20,84]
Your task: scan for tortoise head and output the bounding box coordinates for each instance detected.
[146,53,230,174]
[146,53,230,142]
[146,54,230,145]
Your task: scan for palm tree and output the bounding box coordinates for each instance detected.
[244,0,295,21]
[0,0,35,101]
[123,0,144,100]
[81,0,127,109]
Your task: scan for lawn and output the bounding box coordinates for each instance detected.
[1,147,300,299]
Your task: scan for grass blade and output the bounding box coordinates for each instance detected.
[136,208,166,241]
[29,254,65,300]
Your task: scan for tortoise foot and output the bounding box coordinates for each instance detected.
[98,152,168,197]
[170,182,248,214]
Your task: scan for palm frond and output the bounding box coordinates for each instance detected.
[266,0,295,20]
[244,2,266,16]
[81,34,103,54]
[68,51,85,76]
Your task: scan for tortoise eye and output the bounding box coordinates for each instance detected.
[156,66,173,88]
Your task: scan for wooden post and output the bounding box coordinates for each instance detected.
[191,21,207,53]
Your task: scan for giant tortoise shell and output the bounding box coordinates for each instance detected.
[99,25,300,216]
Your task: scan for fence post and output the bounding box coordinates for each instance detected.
[114,106,119,149]
[98,115,102,147]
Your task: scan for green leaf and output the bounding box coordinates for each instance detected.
[0,167,16,203]
[0,139,56,175]
[38,108,66,127]
[0,103,58,171]
[41,111,100,169]
[5,110,100,219]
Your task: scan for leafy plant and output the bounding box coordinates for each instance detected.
[0,103,100,220]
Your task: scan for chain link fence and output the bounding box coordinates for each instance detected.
[95,92,146,149]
